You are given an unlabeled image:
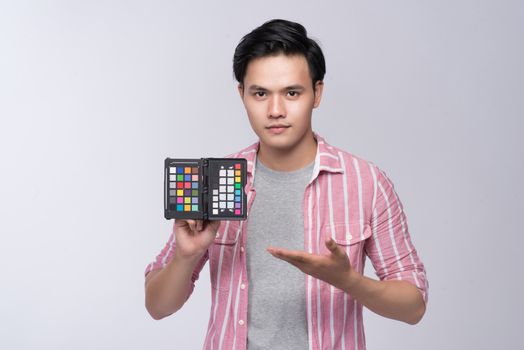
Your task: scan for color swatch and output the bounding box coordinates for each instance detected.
[168,164,200,212]
[166,160,202,218]
[164,158,247,220]
[211,163,243,216]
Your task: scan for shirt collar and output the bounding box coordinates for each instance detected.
[311,133,344,177]
[231,132,344,180]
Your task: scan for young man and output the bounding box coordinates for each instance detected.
[145,19,428,350]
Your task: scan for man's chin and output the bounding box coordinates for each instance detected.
[260,136,297,152]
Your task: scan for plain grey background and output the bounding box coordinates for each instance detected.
[1,1,522,349]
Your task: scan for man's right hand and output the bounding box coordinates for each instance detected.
[145,219,221,319]
[173,219,221,261]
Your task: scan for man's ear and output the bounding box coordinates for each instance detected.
[237,83,244,99]
[313,80,324,108]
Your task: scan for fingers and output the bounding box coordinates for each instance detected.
[196,220,203,231]
[174,219,185,228]
[325,237,345,258]
[176,219,220,234]
[267,248,302,268]
[186,220,195,231]
[186,220,203,232]
[268,247,310,264]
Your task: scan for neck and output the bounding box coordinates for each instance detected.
[257,131,317,172]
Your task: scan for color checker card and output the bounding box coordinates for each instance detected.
[164,158,247,221]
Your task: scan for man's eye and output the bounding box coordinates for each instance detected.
[254,91,266,97]
[288,91,299,97]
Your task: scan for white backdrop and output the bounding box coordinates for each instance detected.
[1,1,522,349]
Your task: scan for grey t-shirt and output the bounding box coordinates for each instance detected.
[246,158,314,350]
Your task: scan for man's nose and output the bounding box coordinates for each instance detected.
[268,95,285,118]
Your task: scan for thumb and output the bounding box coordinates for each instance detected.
[325,237,342,256]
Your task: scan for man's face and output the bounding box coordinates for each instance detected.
[238,54,323,153]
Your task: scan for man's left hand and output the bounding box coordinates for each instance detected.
[267,238,360,292]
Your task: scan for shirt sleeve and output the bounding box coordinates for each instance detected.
[144,221,209,301]
[364,166,429,305]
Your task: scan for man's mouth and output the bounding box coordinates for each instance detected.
[266,124,290,134]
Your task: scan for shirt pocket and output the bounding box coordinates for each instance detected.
[326,222,372,247]
[325,222,372,292]
[208,222,242,291]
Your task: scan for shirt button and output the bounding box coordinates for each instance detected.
[238,320,244,326]
[240,283,245,290]
[346,234,352,240]
[216,232,220,238]
[240,246,244,252]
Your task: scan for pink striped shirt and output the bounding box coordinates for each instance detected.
[145,134,428,350]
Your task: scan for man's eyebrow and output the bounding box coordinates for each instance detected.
[247,85,268,92]
[284,84,306,91]
[246,84,306,92]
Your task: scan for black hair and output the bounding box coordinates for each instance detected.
[233,19,326,87]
